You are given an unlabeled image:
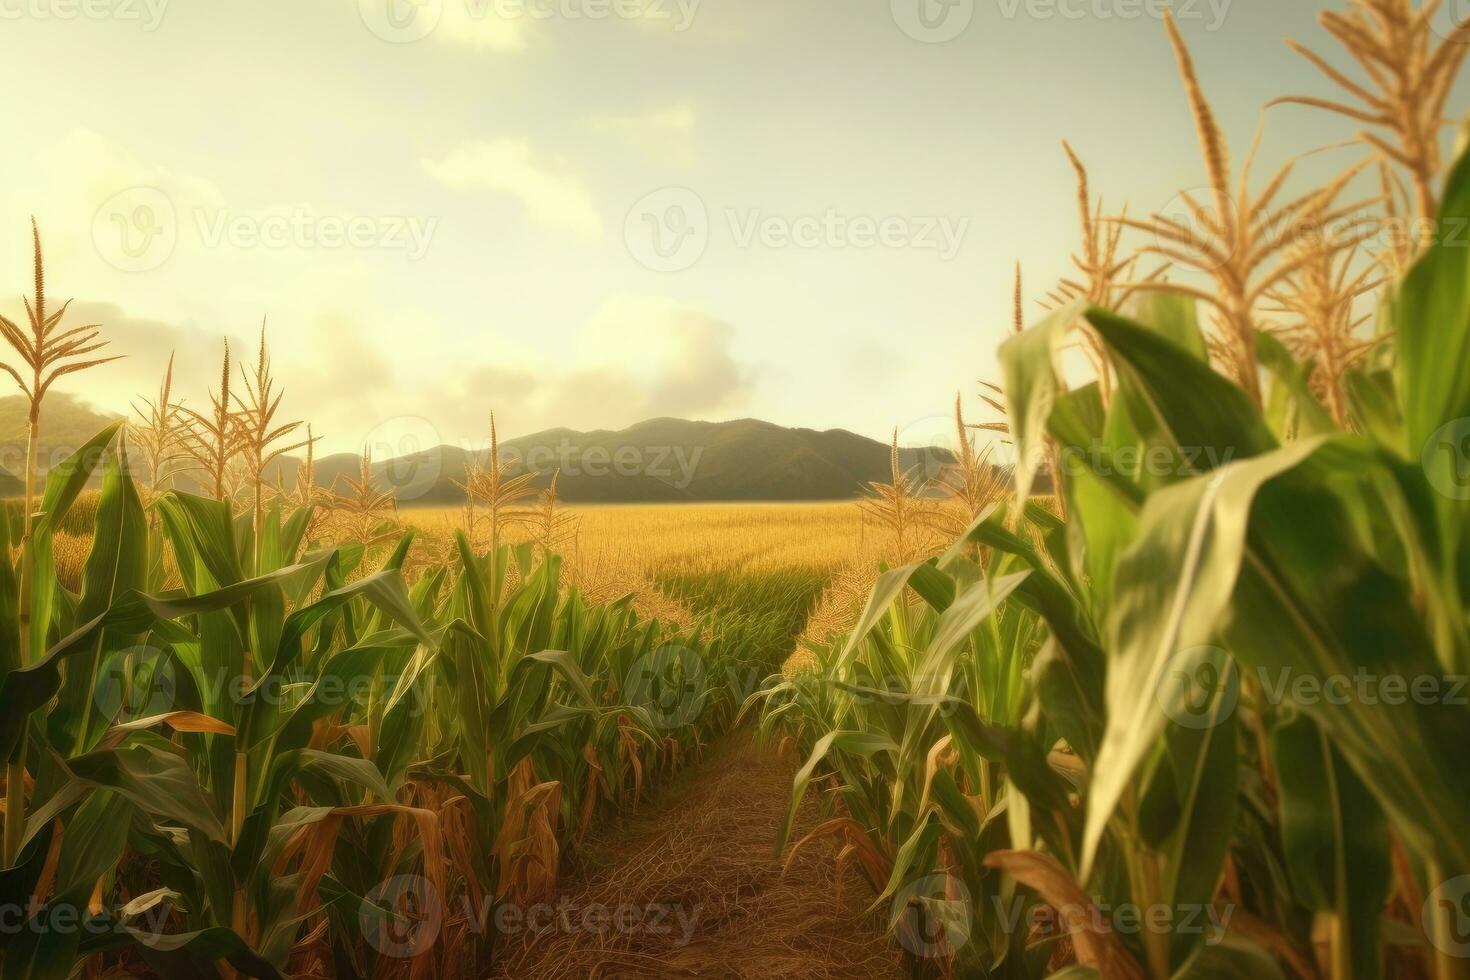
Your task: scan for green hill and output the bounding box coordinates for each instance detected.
[1,402,975,504]
[0,393,123,495]
[306,417,961,505]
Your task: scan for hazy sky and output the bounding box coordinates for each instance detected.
[0,0,1462,456]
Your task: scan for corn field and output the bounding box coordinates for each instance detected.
[2,2,1470,979]
[751,4,1470,979]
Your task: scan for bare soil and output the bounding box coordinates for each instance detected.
[490,734,906,979]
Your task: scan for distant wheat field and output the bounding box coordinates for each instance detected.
[404,501,875,655]
[403,500,869,576]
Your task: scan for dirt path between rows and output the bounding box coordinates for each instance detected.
[490,734,906,979]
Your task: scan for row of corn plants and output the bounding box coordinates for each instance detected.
[757,4,1470,978]
[0,280,745,978]
[760,217,1470,980]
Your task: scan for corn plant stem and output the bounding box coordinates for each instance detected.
[230,483,265,938]
[1325,914,1349,980]
[1229,302,1264,410]
[1121,791,1171,980]
[1045,441,1068,521]
[3,758,23,866]
[1427,859,1469,980]
[1138,849,1170,980]
[367,677,381,761]
[3,416,39,868]
[1324,741,1349,980]
[1413,170,1436,231]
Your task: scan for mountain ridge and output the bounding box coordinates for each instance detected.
[305,416,959,504]
[0,395,969,503]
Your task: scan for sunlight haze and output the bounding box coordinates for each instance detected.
[0,0,1456,452]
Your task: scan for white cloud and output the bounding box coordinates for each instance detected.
[586,104,696,167]
[0,129,226,297]
[52,302,402,450]
[421,139,603,240]
[420,293,752,439]
[47,291,751,457]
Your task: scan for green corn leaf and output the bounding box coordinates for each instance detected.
[1273,713,1390,980]
[1081,437,1328,879]
[28,422,125,664]
[999,300,1085,505]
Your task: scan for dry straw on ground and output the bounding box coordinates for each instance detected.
[491,736,903,980]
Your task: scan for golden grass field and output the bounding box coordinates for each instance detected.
[404,501,890,670]
[404,500,868,576]
[52,495,959,667]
